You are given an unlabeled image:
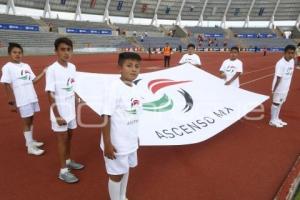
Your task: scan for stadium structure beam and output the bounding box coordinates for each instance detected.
[6,0,16,15]
[197,0,209,26]
[268,0,281,29]
[151,0,162,26]
[128,0,138,24]
[43,0,52,18]
[74,0,82,21]
[243,0,256,28]
[175,0,186,26]
[103,0,111,23]
[220,0,232,29]
[296,13,300,31]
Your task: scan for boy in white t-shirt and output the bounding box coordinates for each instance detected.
[269,45,296,128]
[101,52,142,200]
[178,43,202,68]
[45,37,84,184]
[1,43,46,156]
[219,46,243,87]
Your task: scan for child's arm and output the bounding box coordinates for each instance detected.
[272,76,282,93]
[33,67,47,84]
[3,83,17,112]
[102,115,117,160]
[220,71,226,79]
[225,72,241,85]
[47,91,67,126]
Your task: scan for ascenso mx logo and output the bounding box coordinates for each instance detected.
[134,78,193,113]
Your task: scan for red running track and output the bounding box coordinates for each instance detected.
[0,52,299,200]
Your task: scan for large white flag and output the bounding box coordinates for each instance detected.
[75,63,269,146]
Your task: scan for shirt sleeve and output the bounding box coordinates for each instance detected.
[45,67,55,92]
[275,62,284,77]
[236,61,243,73]
[196,55,201,65]
[219,60,226,72]
[102,82,117,116]
[0,65,12,84]
[179,55,186,64]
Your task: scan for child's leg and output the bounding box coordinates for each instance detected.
[164,56,167,68]
[56,133,69,169]
[66,129,73,161]
[271,102,281,122]
[167,56,170,67]
[23,116,34,146]
[120,172,129,200]
[109,174,124,200]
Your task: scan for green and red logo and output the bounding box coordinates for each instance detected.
[126,98,140,115]
[18,69,31,80]
[62,77,75,91]
[134,78,193,113]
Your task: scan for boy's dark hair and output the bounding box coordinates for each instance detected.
[118,52,141,66]
[297,42,300,47]
[54,37,73,50]
[187,43,195,49]
[230,46,239,52]
[284,45,296,52]
[8,42,23,54]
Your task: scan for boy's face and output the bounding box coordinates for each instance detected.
[187,47,195,55]
[9,47,22,63]
[229,50,239,60]
[120,59,141,83]
[284,49,295,61]
[55,43,73,62]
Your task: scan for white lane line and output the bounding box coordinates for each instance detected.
[240,73,274,86]
[243,66,274,75]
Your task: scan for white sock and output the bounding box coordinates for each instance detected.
[120,173,129,200]
[60,168,69,174]
[271,104,279,122]
[276,105,282,121]
[24,131,33,146]
[108,179,121,200]
[66,159,71,165]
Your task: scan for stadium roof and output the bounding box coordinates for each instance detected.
[1,0,299,25]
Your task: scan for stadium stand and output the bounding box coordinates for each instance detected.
[231,28,274,35]
[185,26,225,36]
[0,13,38,25]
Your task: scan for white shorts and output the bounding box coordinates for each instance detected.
[51,118,77,132]
[18,102,40,118]
[273,93,288,104]
[104,151,138,175]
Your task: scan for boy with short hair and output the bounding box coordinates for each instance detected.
[178,43,202,68]
[1,42,46,156]
[45,37,84,184]
[269,45,296,128]
[219,46,243,87]
[101,52,142,200]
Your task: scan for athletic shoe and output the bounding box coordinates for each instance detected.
[67,160,85,170]
[26,140,44,147]
[278,119,288,126]
[27,145,44,156]
[58,170,79,184]
[269,120,284,128]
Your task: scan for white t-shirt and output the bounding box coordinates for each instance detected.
[45,61,77,123]
[0,62,38,107]
[179,53,201,66]
[272,57,294,94]
[101,78,142,155]
[219,58,243,87]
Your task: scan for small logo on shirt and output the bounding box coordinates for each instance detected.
[225,66,235,73]
[62,78,75,92]
[18,69,31,80]
[126,98,140,115]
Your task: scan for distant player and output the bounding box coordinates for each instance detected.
[163,42,172,68]
[178,43,202,68]
[219,46,243,87]
[1,43,46,156]
[101,52,142,200]
[269,45,296,128]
